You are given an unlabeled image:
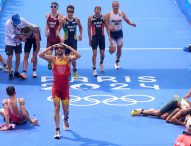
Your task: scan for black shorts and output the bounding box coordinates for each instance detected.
[110,30,123,40]
[24,38,37,53]
[159,97,181,115]
[5,44,22,56]
[64,39,77,55]
[110,30,123,46]
[91,36,105,50]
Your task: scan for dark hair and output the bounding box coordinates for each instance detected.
[6,86,16,96]
[51,2,59,6]
[67,5,74,11]
[21,26,31,34]
[94,6,101,11]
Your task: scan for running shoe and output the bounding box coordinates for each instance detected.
[3,64,9,72]
[9,72,14,80]
[100,63,104,72]
[54,128,61,139]
[114,63,120,69]
[131,109,143,116]
[20,72,27,80]
[14,71,21,78]
[93,69,97,77]
[74,71,79,79]
[62,115,69,131]
[32,71,37,78]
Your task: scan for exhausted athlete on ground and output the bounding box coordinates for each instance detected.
[0,86,38,131]
[131,95,191,120]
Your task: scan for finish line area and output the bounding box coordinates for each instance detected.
[1,0,191,146]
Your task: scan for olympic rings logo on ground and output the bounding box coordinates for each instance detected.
[47,94,155,106]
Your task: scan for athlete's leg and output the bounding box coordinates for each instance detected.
[53,97,60,130]
[99,36,105,72]
[61,100,69,131]
[131,108,161,117]
[92,49,97,69]
[15,53,20,72]
[14,44,22,74]
[2,101,10,125]
[46,41,53,70]
[20,104,38,125]
[100,48,105,64]
[166,108,180,122]
[5,45,13,74]
[32,53,38,70]
[23,53,29,72]
[7,55,13,73]
[115,37,123,67]
[0,54,6,65]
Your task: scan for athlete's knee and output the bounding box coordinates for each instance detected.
[93,51,97,56]
[24,53,29,59]
[8,55,12,60]
[15,54,20,60]
[54,105,60,113]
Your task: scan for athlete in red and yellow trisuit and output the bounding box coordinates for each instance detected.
[39,43,81,139]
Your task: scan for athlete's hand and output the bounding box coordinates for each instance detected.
[31,57,37,63]
[131,23,136,27]
[45,30,50,37]
[31,119,39,126]
[78,34,82,41]
[60,43,68,49]
[109,37,112,45]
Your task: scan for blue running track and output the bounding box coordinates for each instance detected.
[0,0,191,146]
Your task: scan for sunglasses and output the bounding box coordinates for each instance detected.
[51,5,58,9]
[67,10,74,13]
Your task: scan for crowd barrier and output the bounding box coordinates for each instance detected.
[175,0,191,22]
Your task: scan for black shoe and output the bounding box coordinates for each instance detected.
[9,72,14,80]
[14,71,20,78]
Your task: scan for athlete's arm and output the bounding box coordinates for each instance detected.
[167,110,186,125]
[38,46,55,62]
[2,100,10,126]
[76,17,83,41]
[88,16,92,47]
[58,14,64,23]
[19,98,38,126]
[183,89,191,99]
[60,43,81,61]
[45,14,50,37]
[5,22,16,39]
[103,14,112,43]
[122,12,136,27]
[32,33,41,63]
[57,17,65,42]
